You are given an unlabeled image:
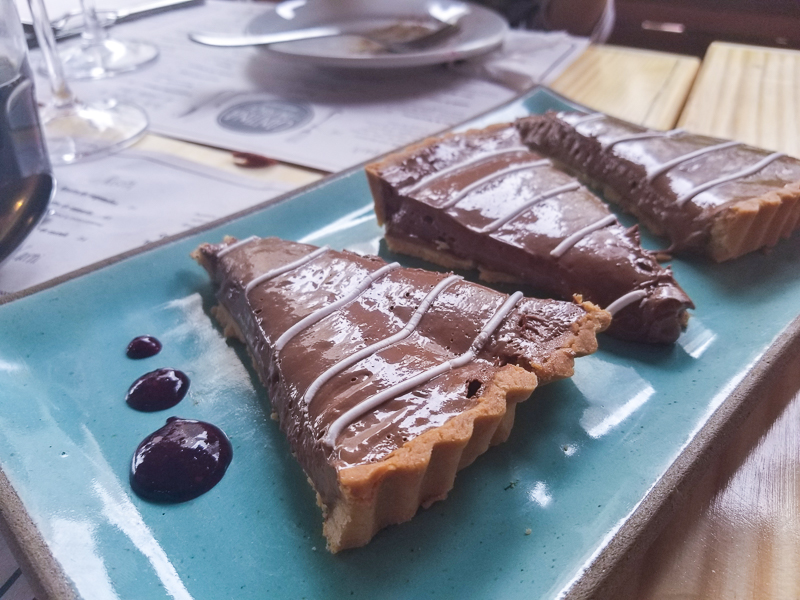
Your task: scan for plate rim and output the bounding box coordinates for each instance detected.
[246,0,509,69]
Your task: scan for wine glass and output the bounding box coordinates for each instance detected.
[58,0,159,80]
[27,0,149,164]
[0,0,53,264]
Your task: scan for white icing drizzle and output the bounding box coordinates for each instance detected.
[403,146,529,195]
[477,182,581,234]
[645,140,740,182]
[340,403,417,451]
[605,289,648,315]
[302,275,463,406]
[274,262,401,352]
[569,112,605,126]
[244,246,330,296]
[675,152,786,206]
[550,214,617,258]
[216,235,259,257]
[439,159,552,209]
[323,291,524,448]
[600,128,684,151]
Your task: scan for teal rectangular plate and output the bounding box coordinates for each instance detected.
[1,87,799,600]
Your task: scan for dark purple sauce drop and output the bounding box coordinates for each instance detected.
[126,336,162,359]
[130,417,233,503]
[126,368,189,412]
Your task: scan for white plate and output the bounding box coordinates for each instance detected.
[245,0,508,68]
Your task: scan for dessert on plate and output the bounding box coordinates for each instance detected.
[517,111,800,262]
[193,236,609,552]
[366,122,693,344]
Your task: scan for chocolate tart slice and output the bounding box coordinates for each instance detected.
[517,111,800,262]
[193,236,609,552]
[366,123,692,344]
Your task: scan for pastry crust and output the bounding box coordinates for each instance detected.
[325,364,536,552]
[707,182,800,261]
[193,237,607,552]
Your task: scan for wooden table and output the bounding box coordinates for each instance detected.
[550,44,699,129]
[638,388,800,600]
[679,41,800,157]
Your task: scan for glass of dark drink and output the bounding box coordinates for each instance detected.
[0,0,53,263]
[1,4,50,185]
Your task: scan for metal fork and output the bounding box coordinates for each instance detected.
[188,13,466,53]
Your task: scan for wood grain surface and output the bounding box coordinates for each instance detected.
[679,42,800,157]
[550,44,700,129]
[638,386,800,600]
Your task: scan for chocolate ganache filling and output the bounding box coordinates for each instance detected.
[366,122,692,344]
[517,111,800,261]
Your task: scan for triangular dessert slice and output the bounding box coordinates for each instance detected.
[193,236,609,552]
[366,122,693,344]
[517,111,800,262]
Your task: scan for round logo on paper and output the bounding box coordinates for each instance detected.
[217,100,313,134]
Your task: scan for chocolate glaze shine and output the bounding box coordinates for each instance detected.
[517,112,800,258]
[197,237,603,505]
[368,123,692,344]
[387,124,523,192]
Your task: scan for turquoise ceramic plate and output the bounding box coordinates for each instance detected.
[1,88,799,600]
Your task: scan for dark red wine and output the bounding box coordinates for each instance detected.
[0,57,50,187]
[0,172,52,264]
[0,57,51,263]
[130,417,233,503]
[126,335,162,359]
[126,368,189,412]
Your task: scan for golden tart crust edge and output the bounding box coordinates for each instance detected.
[325,300,607,552]
[707,180,800,262]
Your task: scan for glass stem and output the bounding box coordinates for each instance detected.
[79,0,109,46]
[26,0,74,110]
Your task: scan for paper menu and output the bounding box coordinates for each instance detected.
[59,0,511,172]
[0,149,293,296]
[49,1,586,172]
